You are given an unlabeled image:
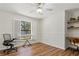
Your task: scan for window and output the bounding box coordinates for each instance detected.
[21,21,31,35]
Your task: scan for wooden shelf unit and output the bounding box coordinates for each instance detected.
[67,20,79,24]
[67,27,79,29]
[67,20,79,29]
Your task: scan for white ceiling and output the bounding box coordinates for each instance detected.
[0,3,79,19]
[0,3,53,19]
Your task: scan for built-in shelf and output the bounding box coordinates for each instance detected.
[67,19,79,29]
[66,36,79,40]
[67,27,79,29]
[21,30,31,31]
[67,20,79,24]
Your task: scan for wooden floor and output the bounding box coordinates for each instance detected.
[0,42,79,56]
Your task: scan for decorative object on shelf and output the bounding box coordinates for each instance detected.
[70,18,76,21]
[70,26,74,28]
[68,26,79,29]
[77,16,79,20]
[67,17,79,24]
[67,16,79,29]
[67,22,70,24]
[67,26,74,29]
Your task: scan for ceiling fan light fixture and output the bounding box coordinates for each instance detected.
[37,8,42,13]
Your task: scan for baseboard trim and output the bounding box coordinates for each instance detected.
[41,41,66,50]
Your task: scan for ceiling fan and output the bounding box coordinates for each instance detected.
[36,3,53,13]
[36,3,44,14]
[30,3,53,14]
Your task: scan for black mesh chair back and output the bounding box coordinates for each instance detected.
[3,34,11,41]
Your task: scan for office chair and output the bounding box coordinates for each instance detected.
[3,34,17,54]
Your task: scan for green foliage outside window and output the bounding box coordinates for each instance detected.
[21,21,31,34]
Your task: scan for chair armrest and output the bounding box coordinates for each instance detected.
[13,38,16,40]
[10,38,17,42]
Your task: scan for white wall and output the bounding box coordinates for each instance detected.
[0,10,40,50]
[41,9,65,49]
[73,10,79,18]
